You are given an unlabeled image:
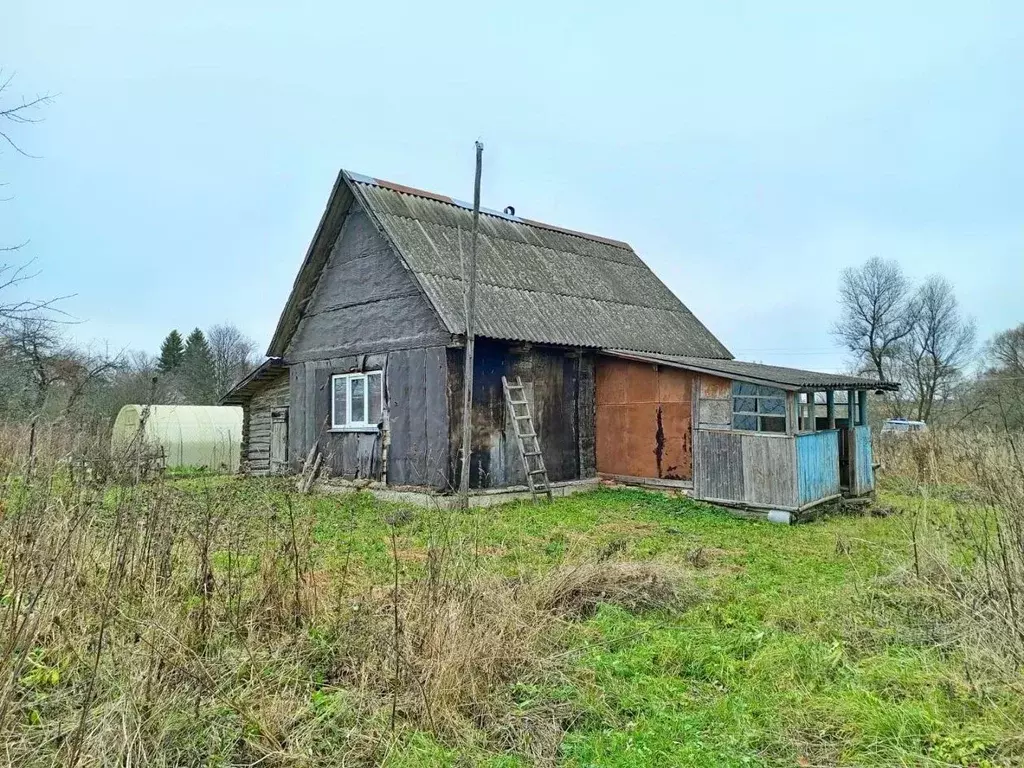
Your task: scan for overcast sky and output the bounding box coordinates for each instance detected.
[2,1,1021,372]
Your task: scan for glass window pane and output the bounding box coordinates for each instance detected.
[760,416,786,433]
[757,385,785,397]
[758,398,786,415]
[332,377,347,427]
[368,373,383,424]
[734,397,756,413]
[733,382,758,396]
[733,414,757,431]
[350,377,366,424]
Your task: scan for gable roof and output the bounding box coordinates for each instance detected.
[268,170,732,359]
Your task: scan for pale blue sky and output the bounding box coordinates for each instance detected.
[2,1,1022,372]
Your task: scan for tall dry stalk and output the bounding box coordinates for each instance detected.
[882,428,1024,674]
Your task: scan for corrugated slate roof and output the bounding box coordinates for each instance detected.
[603,350,898,392]
[345,172,732,358]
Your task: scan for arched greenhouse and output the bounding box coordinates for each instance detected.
[111,405,243,473]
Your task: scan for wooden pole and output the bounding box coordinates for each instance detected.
[826,390,836,429]
[807,391,817,432]
[858,390,868,427]
[458,141,484,505]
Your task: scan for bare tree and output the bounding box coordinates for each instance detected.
[979,323,1024,430]
[0,317,121,420]
[1,70,60,323]
[832,257,917,384]
[895,275,976,423]
[207,322,258,399]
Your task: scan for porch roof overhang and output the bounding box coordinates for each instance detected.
[601,349,899,393]
[220,358,287,405]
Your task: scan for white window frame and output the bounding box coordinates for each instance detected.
[330,371,383,432]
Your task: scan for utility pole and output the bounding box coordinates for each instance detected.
[458,141,483,506]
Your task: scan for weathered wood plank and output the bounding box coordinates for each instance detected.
[694,430,744,502]
[742,434,797,508]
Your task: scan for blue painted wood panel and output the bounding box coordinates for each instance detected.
[852,425,874,495]
[796,429,840,507]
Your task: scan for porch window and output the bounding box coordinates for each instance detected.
[732,381,787,433]
[331,371,383,430]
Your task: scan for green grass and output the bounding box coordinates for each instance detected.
[158,481,1016,767]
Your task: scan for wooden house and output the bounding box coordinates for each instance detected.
[222,170,896,511]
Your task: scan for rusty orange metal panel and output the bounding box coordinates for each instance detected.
[596,357,694,480]
[595,357,629,405]
[658,401,692,480]
[658,366,693,403]
[628,364,660,404]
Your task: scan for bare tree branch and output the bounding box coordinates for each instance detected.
[0,69,54,158]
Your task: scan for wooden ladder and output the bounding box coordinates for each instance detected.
[501,375,552,503]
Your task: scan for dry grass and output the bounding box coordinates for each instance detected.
[879,428,1024,680]
[0,433,697,767]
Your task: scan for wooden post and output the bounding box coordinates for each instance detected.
[826,390,836,429]
[786,391,797,435]
[806,391,816,432]
[858,390,868,427]
[847,388,856,427]
[457,142,483,505]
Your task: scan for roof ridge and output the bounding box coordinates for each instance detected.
[343,169,633,251]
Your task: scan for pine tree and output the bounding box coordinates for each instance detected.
[181,328,217,404]
[157,330,185,373]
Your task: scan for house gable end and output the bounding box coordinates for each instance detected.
[284,201,451,362]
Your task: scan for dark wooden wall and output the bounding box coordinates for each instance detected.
[244,371,290,475]
[287,348,450,489]
[595,356,694,480]
[283,198,453,489]
[447,340,595,489]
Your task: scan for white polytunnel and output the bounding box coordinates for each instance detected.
[111,405,243,473]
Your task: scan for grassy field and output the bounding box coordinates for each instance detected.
[314,486,1021,767]
[3,452,1024,766]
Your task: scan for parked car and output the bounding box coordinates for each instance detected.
[881,418,928,434]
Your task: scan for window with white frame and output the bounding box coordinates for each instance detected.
[331,371,383,430]
[732,381,787,433]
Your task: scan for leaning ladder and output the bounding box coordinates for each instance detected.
[501,375,552,502]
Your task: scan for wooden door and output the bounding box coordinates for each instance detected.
[270,408,289,475]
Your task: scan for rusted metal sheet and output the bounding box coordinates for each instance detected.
[595,357,693,481]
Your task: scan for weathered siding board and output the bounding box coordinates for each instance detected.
[448,339,583,490]
[245,372,290,475]
[852,425,874,496]
[595,357,693,480]
[387,347,450,489]
[694,430,745,502]
[697,373,732,430]
[286,207,451,363]
[694,430,801,509]
[742,435,798,508]
[796,430,840,506]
